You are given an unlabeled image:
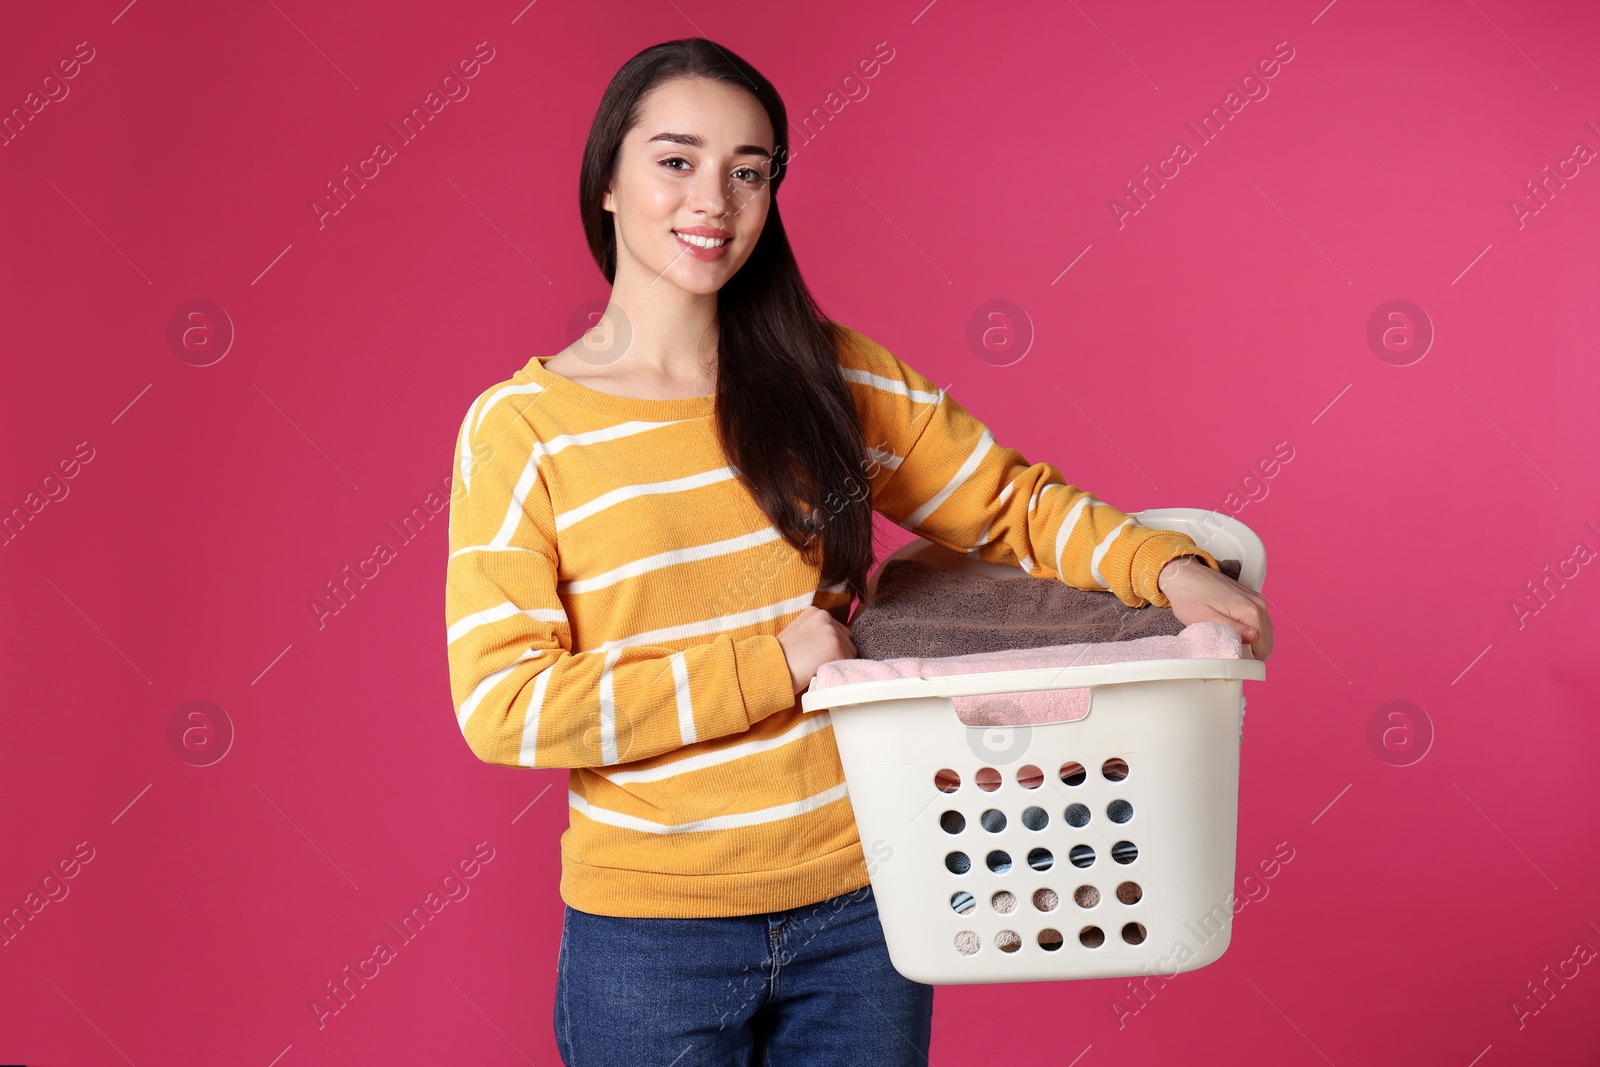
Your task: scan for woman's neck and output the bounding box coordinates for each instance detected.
[601,277,719,380]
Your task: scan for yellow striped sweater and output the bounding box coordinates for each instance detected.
[444,323,1218,918]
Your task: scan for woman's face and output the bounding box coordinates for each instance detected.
[604,77,776,296]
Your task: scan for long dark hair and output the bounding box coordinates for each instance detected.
[578,37,877,605]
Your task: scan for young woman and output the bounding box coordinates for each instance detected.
[445,37,1273,1066]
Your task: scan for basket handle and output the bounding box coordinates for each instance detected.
[1134,507,1267,593]
[862,508,1265,603]
[954,686,1092,727]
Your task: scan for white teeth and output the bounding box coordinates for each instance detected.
[675,231,728,248]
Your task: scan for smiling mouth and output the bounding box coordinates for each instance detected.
[672,230,730,249]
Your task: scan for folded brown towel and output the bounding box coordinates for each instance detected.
[847,557,1244,660]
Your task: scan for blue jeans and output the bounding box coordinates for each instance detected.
[554,882,935,1066]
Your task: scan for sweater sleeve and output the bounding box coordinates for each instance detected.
[835,325,1220,608]
[444,387,798,770]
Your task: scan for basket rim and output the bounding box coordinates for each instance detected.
[801,656,1264,712]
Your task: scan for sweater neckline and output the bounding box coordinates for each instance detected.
[523,355,716,421]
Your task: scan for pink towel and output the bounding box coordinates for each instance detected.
[809,621,1243,726]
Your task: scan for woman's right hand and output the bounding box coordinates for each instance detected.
[776,606,857,695]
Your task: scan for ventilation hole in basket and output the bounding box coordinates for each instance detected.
[986,850,1012,874]
[1038,928,1064,951]
[1111,841,1138,865]
[1074,885,1100,908]
[1033,887,1059,911]
[1027,847,1054,872]
[1102,758,1129,782]
[945,851,971,875]
[1059,761,1086,786]
[990,890,1017,914]
[1064,803,1091,828]
[950,891,975,915]
[1116,881,1142,905]
[996,930,1022,953]
[955,930,980,955]
[975,767,1002,792]
[935,768,961,793]
[980,808,1007,833]
[940,810,966,834]
[1017,764,1044,789]
[1079,925,1106,948]
[1021,805,1049,831]
[1107,799,1133,824]
[1122,922,1148,945]
[1069,845,1096,868]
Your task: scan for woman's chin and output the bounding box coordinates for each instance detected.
[665,267,732,296]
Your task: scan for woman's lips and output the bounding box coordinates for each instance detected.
[672,230,730,261]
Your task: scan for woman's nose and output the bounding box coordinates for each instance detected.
[691,171,735,217]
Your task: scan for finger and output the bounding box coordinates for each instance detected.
[1229,603,1274,649]
[1254,620,1274,660]
[1187,605,1257,644]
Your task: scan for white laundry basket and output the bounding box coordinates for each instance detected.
[800,508,1267,985]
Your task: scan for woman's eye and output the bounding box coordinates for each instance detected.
[659,157,765,185]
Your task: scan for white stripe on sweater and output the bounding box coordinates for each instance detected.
[447,601,567,646]
[470,382,547,435]
[598,711,833,785]
[560,527,784,595]
[473,381,546,436]
[517,669,553,766]
[461,382,546,495]
[568,781,849,834]
[839,366,943,405]
[905,427,995,528]
[670,651,696,746]
[1090,518,1135,590]
[556,467,739,533]
[447,543,542,561]
[538,419,688,454]
[491,441,549,548]
[457,392,487,494]
[458,646,542,730]
[598,647,623,765]
[589,591,817,652]
[1052,488,1101,588]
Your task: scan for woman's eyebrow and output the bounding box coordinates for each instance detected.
[646,131,772,159]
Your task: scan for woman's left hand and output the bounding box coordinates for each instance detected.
[1157,555,1274,660]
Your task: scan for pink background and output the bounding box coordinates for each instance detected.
[3,0,1598,1063]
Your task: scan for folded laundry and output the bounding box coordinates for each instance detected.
[846,557,1244,661]
[811,621,1244,726]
